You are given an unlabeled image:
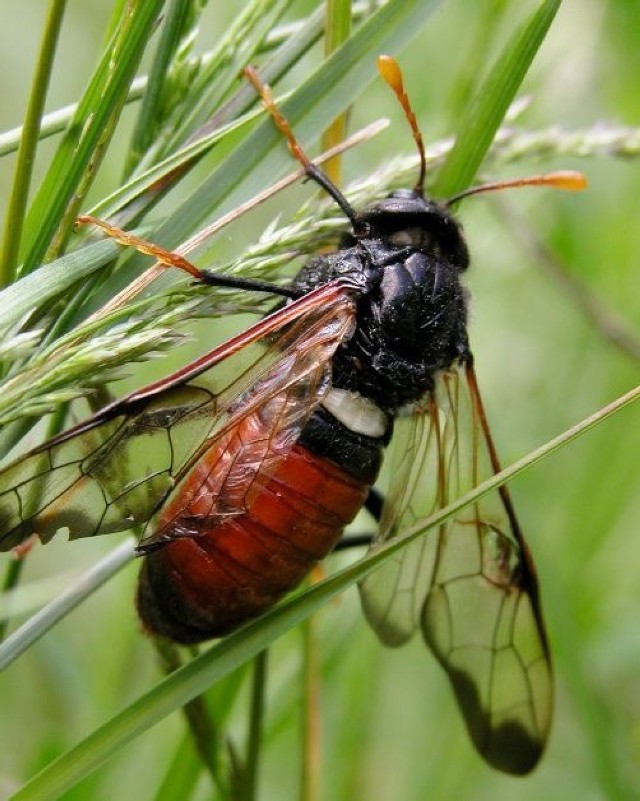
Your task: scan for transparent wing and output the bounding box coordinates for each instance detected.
[0,283,356,551]
[359,359,551,775]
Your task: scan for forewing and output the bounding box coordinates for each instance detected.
[0,284,356,551]
[359,360,551,774]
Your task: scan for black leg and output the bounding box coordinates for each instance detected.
[364,487,384,522]
[332,533,373,552]
[199,270,302,300]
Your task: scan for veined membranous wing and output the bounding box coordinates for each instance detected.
[360,361,552,774]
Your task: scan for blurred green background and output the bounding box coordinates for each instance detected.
[0,1,638,800]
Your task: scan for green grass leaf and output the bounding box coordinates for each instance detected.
[433,0,562,198]
[0,240,122,329]
[20,0,165,272]
[0,0,68,287]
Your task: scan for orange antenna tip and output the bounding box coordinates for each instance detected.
[377,55,403,92]
[377,55,426,195]
[447,170,588,205]
[542,170,588,191]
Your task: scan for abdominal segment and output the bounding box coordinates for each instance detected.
[136,443,370,643]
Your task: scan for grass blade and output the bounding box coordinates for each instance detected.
[123,0,198,177]
[0,539,135,671]
[433,0,562,198]
[20,0,165,272]
[160,0,294,160]
[321,0,353,185]
[0,240,123,330]
[0,0,68,287]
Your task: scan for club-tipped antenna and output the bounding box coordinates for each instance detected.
[243,66,362,233]
[446,171,587,206]
[377,55,427,196]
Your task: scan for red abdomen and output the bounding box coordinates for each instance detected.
[137,424,370,643]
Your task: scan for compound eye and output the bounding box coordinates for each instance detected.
[387,226,429,248]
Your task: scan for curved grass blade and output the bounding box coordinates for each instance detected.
[88,103,268,222]
[321,0,353,185]
[433,0,562,199]
[123,0,200,177]
[0,0,68,288]
[446,0,510,120]
[0,240,123,331]
[20,0,165,273]
[159,0,293,161]
[0,538,135,671]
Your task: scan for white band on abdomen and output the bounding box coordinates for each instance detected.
[321,388,387,438]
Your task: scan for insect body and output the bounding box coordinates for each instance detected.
[137,187,469,643]
[0,57,585,774]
